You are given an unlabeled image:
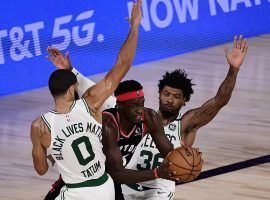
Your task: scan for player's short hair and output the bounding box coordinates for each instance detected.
[114,80,143,96]
[158,69,195,102]
[49,69,77,97]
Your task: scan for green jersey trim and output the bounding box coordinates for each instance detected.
[178,119,182,141]
[66,173,108,188]
[50,100,76,114]
[41,115,51,132]
[81,98,92,117]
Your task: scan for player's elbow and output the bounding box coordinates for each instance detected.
[116,54,132,67]
[36,170,46,176]
[34,166,48,176]
[215,94,231,107]
[32,155,48,176]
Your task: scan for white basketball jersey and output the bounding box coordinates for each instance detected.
[123,112,182,193]
[42,98,106,184]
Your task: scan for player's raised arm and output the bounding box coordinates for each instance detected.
[181,35,248,146]
[46,47,116,110]
[82,1,142,113]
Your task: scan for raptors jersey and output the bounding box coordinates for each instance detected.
[123,112,182,194]
[42,98,106,184]
[103,108,147,200]
[102,108,147,167]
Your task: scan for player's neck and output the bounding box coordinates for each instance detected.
[117,111,136,133]
[158,110,179,126]
[54,98,75,114]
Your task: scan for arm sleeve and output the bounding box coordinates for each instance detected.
[72,67,116,110]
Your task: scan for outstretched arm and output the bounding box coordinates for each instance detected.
[46,47,116,110]
[83,1,142,112]
[181,35,248,146]
[102,114,174,184]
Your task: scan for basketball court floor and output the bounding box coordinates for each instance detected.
[0,35,269,200]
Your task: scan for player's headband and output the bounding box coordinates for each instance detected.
[116,90,144,102]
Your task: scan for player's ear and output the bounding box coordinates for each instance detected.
[183,97,187,106]
[68,84,75,95]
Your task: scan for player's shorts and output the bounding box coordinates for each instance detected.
[55,173,115,200]
[45,175,65,200]
[122,183,174,200]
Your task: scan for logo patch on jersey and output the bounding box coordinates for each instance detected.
[135,127,142,135]
[66,115,71,122]
[168,123,176,131]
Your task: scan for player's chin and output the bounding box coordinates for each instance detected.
[162,107,176,114]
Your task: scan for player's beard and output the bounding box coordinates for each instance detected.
[74,91,79,100]
[159,100,179,119]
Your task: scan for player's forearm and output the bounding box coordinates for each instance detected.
[215,66,239,106]
[182,131,196,147]
[103,24,139,92]
[116,24,139,68]
[110,168,156,184]
[32,151,49,176]
[155,141,173,158]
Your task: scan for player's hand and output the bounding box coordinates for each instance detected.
[156,155,179,181]
[224,35,248,69]
[130,0,142,27]
[46,46,73,70]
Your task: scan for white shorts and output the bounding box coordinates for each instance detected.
[122,184,174,200]
[56,174,115,200]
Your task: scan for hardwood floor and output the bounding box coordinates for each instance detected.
[0,35,269,200]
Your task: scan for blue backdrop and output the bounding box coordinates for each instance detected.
[0,0,270,96]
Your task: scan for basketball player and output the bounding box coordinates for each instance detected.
[30,1,142,199]
[102,80,179,200]
[45,35,248,199]
[121,35,248,200]
[44,58,178,200]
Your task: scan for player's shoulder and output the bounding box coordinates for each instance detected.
[102,109,118,128]
[30,117,48,137]
[31,117,43,128]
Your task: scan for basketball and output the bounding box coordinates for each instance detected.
[166,146,203,182]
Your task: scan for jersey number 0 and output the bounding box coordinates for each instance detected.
[71,136,95,166]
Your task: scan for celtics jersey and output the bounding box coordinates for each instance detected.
[123,112,182,193]
[42,98,106,184]
[102,108,146,167]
